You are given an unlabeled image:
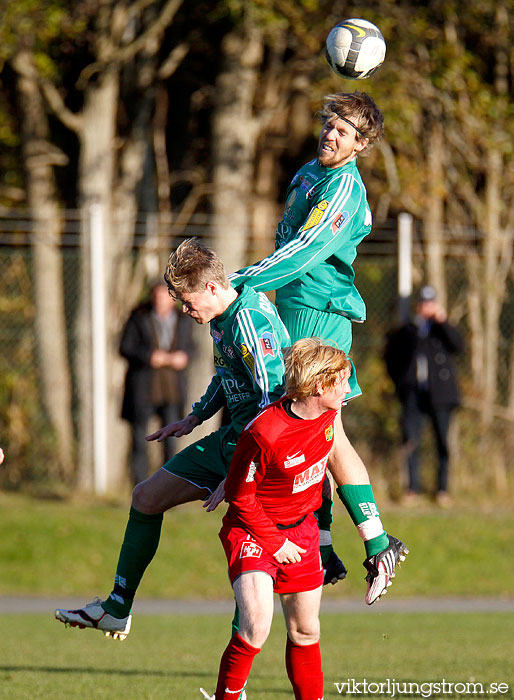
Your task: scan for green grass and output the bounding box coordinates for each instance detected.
[0,492,513,599]
[0,612,512,698]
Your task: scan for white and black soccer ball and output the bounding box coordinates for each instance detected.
[325,18,386,80]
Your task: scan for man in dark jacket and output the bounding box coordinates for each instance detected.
[384,286,463,505]
[120,281,194,484]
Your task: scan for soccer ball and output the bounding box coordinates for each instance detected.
[325,18,386,80]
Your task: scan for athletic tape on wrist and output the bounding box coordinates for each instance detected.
[357,516,385,541]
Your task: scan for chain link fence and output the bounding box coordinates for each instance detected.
[0,210,512,503]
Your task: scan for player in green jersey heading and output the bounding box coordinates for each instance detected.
[55,238,289,642]
[231,92,407,595]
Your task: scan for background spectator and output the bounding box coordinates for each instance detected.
[384,285,464,506]
[120,281,194,484]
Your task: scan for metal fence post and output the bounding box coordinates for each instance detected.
[398,212,413,323]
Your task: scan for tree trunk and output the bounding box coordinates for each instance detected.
[480,2,509,427]
[481,148,502,426]
[423,121,446,306]
[465,254,484,390]
[210,26,263,271]
[183,25,264,442]
[13,49,75,477]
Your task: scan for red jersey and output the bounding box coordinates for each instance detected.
[224,397,336,555]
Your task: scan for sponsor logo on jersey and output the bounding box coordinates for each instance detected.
[331,210,349,234]
[292,455,328,493]
[284,189,297,219]
[222,377,251,402]
[245,461,258,482]
[291,170,319,187]
[325,425,334,441]
[213,346,227,372]
[299,176,314,195]
[223,344,235,359]
[240,541,263,559]
[240,343,255,374]
[226,391,252,404]
[284,452,306,469]
[260,331,276,356]
[276,221,292,247]
[211,328,222,343]
[303,199,329,231]
[257,292,274,314]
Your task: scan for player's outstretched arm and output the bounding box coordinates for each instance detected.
[146,414,200,442]
[230,176,366,293]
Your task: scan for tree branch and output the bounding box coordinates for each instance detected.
[77,0,184,88]
[126,0,159,25]
[40,80,83,134]
[115,0,183,63]
[158,41,189,80]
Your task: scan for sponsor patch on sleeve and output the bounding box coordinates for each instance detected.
[303,199,329,231]
[240,343,255,374]
[331,210,349,234]
[260,331,276,356]
[325,425,334,441]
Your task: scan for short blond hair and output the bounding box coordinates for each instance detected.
[164,238,229,294]
[284,338,351,400]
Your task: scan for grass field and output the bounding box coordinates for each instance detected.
[1,493,513,698]
[0,492,513,599]
[0,612,512,699]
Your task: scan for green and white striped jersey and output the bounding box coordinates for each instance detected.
[191,285,289,435]
[230,157,372,322]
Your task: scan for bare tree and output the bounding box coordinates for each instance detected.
[39,0,187,490]
[12,48,74,476]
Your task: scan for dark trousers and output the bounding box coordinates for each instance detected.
[129,404,181,485]
[401,389,453,493]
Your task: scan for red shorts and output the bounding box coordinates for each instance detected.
[219,512,323,595]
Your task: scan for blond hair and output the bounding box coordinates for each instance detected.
[284,338,351,400]
[318,91,384,153]
[164,238,229,294]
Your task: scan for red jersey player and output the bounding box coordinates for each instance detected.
[210,338,352,700]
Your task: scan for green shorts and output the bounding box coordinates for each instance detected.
[162,424,239,494]
[278,306,362,400]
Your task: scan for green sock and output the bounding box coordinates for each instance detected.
[336,484,389,557]
[102,506,163,618]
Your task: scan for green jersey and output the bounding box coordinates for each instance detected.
[230,157,372,322]
[191,285,289,434]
